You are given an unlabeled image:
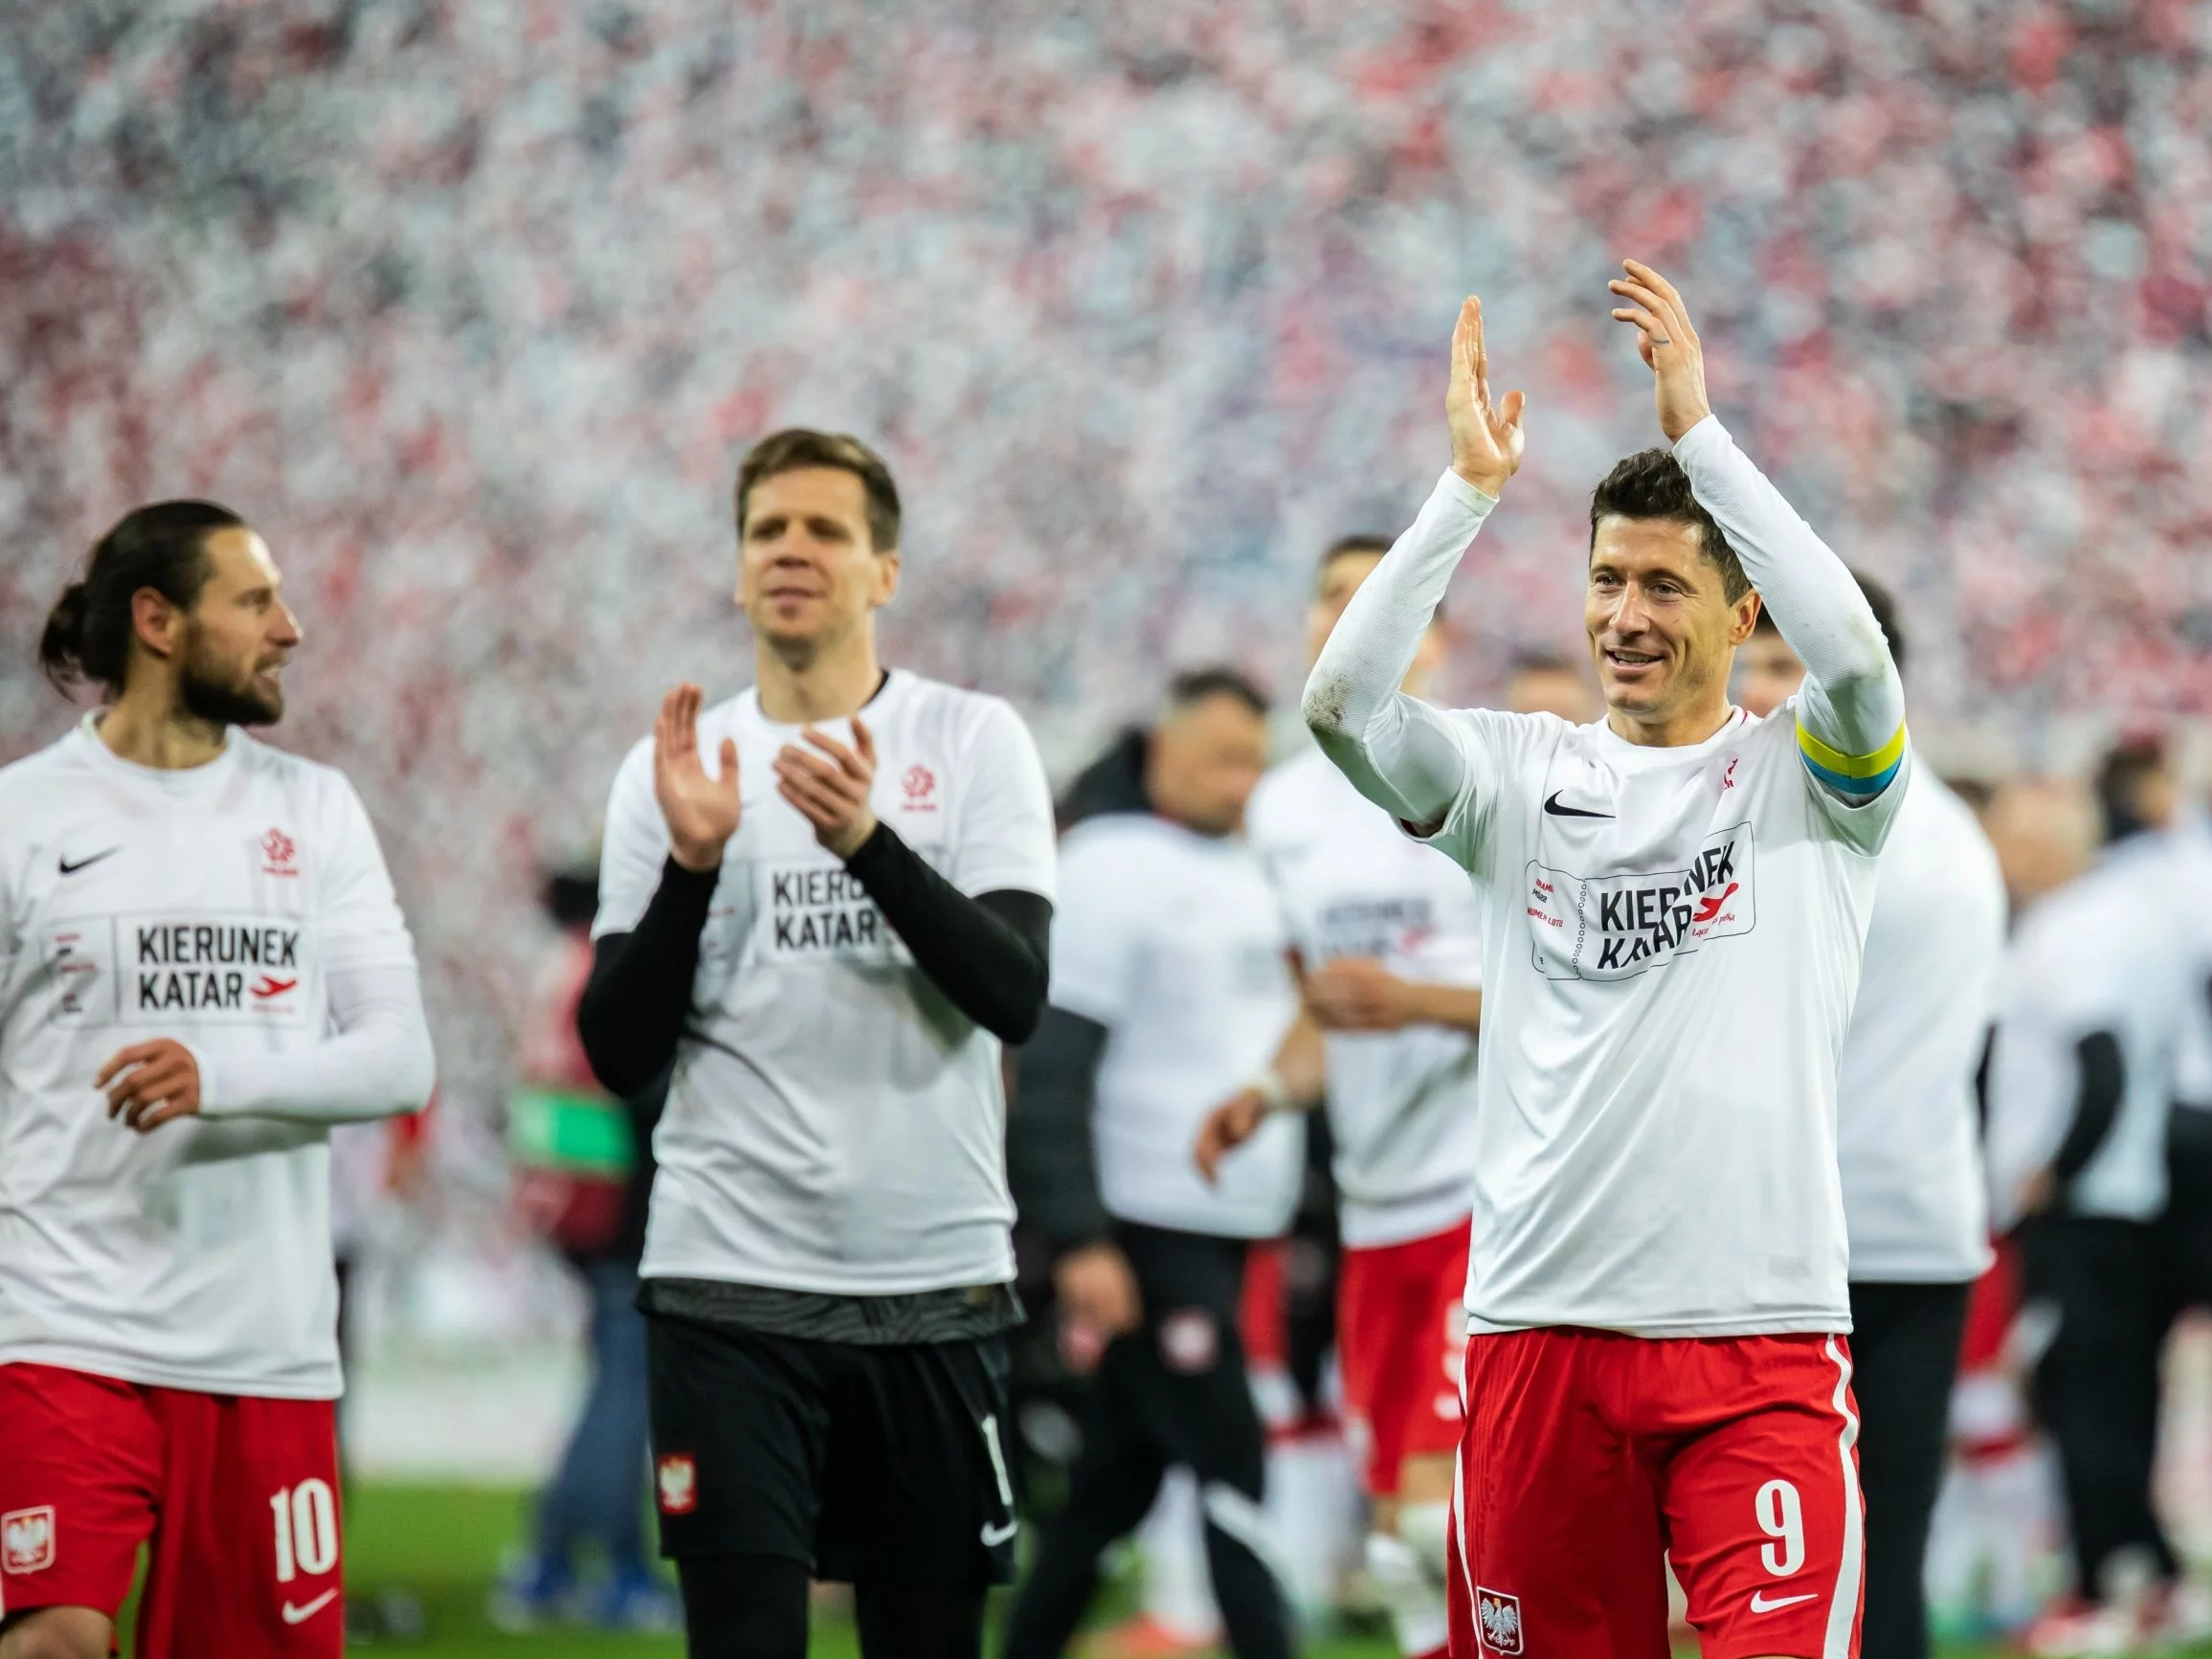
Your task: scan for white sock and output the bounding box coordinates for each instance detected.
[1366,1531,1449,1659]
[1397,1499,1454,1587]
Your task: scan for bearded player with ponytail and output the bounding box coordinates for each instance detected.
[0,504,435,1659]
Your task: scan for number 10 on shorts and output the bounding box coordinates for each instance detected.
[270,1479,338,1582]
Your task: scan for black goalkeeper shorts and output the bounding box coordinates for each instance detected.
[644,1312,1020,1588]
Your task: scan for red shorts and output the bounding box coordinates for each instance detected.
[1337,1220,1469,1494]
[0,1362,343,1657]
[1445,1329,1863,1659]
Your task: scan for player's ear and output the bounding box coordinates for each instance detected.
[129,586,182,662]
[1727,588,1762,646]
[868,548,902,610]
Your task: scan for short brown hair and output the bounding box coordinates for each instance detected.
[1316,532,1394,572]
[1588,450,1748,602]
[734,429,902,552]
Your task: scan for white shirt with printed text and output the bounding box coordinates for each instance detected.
[1248,748,1482,1248]
[1050,816,1306,1240]
[0,721,417,1398]
[594,671,1058,1296]
[1418,700,1905,1336]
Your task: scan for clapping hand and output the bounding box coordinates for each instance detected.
[1608,258,1712,444]
[654,684,741,872]
[774,716,881,860]
[1446,295,1527,499]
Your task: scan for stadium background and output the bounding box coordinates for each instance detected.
[4,3,2211,1653]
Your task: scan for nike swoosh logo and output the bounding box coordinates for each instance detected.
[1749,1590,1818,1613]
[281,1588,339,1625]
[57,847,121,876]
[1542,791,1613,819]
[980,1518,1018,1547]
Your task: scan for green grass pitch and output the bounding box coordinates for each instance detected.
[318,1483,2115,1657]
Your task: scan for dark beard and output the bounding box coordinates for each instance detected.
[177,632,283,728]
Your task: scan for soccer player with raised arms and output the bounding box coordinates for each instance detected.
[1306,264,1907,1659]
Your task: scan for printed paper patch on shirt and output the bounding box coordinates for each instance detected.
[1475,1586,1524,1654]
[2,1507,56,1576]
[1526,823,1755,982]
[656,1455,698,1515]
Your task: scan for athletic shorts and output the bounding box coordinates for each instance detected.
[0,1362,342,1657]
[644,1315,1019,1589]
[1446,1328,1864,1659]
[1337,1219,1469,1495]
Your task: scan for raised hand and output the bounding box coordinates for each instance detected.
[1446,295,1528,498]
[774,714,880,859]
[1608,258,1712,443]
[654,684,741,872]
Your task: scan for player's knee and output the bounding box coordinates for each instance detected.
[0,1606,114,1659]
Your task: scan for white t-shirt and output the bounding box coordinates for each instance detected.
[1050,816,1306,1240]
[2164,827,2212,1110]
[1247,749,1482,1248]
[594,671,1057,1296]
[1418,699,1905,1336]
[1835,773,2004,1283]
[0,721,417,1398]
[1986,839,2187,1230]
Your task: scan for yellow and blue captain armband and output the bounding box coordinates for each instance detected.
[1796,718,1907,797]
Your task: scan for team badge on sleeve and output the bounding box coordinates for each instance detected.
[2,1506,56,1576]
[1475,1585,1524,1654]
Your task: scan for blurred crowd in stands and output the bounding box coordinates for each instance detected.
[2,0,2209,1100]
[6,4,2212,1642]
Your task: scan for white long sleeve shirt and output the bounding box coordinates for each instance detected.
[1303,417,1906,1335]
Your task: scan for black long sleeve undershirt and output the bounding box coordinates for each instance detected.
[578,858,719,1098]
[577,829,1052,1097]
[840,820,1052,1043]
[2052,1029,2126,1191]
[1006,1008,1113,1251]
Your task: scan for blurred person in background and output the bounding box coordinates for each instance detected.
[1926,778,2101,1645]
[1504,647,1601,723]
[577,430,1058,1659]
[0,504,436,1659]
[1003,669,1303,1659]
[2161,747,2212,1400]
[1987,750,2203,1654]
[490,866,678,1634]
[1196,538,1483,1659]
[1736,578,2006,1659]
